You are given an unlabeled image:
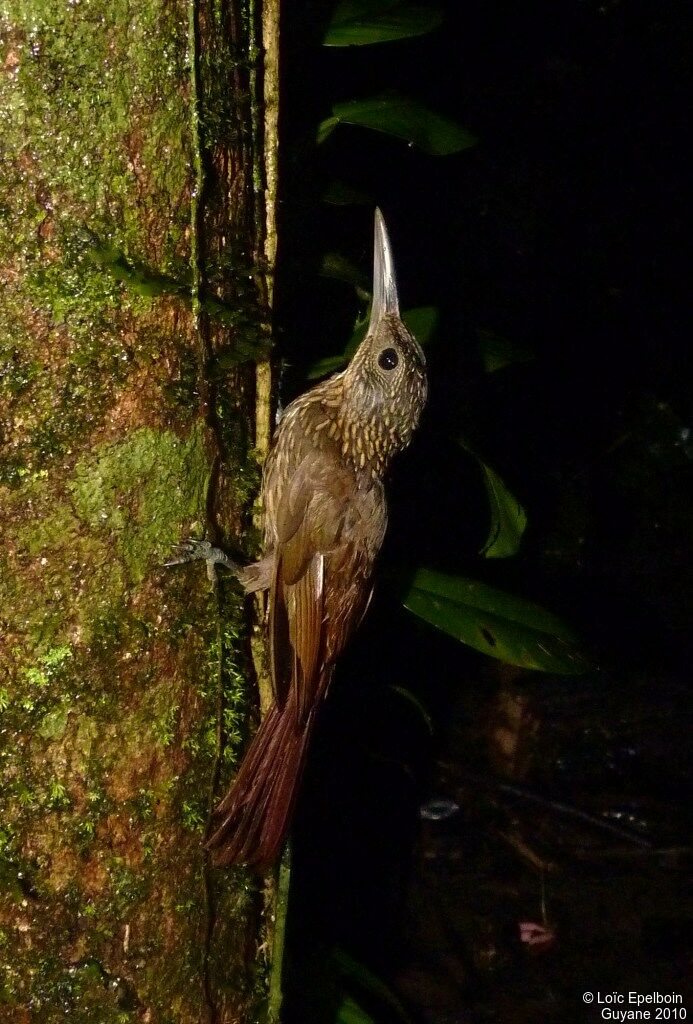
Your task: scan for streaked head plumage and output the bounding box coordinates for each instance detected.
[342,209,427,454]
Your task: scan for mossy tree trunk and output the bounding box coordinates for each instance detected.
[0,0,277,1020]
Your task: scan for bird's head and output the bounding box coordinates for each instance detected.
[342,209,428,456]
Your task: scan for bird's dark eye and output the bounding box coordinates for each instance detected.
[378,347,399,371]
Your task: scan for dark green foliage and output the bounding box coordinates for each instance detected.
[324,1,443,47]
[306,0,585,674]
[402,569,588,673]
[282,2,692,1021]
[318,91,477,154]
[457,437,528,558]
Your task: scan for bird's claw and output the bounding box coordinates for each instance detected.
[164,539,241,588]
[164,539,215,567]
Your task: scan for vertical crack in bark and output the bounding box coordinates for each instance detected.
[188,1,221,1020]
[256,1,289,1018]
[190,0,278,1014]
[201,579,227,1024]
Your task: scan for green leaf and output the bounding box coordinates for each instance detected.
[306,354,351,380]
[402,305,439,342]
[320,251,370,289]
[389,685,434,734]
[325,1,443,47]
[334,949,413,1023]
[323,180,373,206]
[402,569,589,674]
[317,115,341,144]
[457,437,527,558]
[317,91,477,155]
[478,462,527,558]
[336,996,376,1024]
[306,306,438,379]
[477,329,534,373]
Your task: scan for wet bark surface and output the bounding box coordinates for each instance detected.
[0,1,272,1020]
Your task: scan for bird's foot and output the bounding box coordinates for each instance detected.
[164,539,241,584]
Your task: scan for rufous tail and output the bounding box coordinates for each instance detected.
[206,702,316,871]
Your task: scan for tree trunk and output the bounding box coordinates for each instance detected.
[0,0,278,1020]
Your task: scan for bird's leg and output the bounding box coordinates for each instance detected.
[165,539,271,594]
[164,539,242,586]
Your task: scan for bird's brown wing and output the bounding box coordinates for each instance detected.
[268,453,361,719]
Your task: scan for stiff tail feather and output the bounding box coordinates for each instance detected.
[206,702,316,870]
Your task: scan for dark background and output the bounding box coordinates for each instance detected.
[274,3,692,1021]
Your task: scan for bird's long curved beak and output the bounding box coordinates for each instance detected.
[368,208,400,334]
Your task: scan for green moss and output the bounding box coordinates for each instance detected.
[0,0,191,265]
[0,0,195,486]
[1,641,75,727]
[180,799,206,834]
[2,489,118,649]
[70,425,208,584]
[107,861,148,913]
[0,0,266,1015]
[0,949,138,1022]
[141,681,182,750]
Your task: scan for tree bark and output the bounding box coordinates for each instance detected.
[0,0,278,1020]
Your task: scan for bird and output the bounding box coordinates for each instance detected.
[169,209,427,870]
